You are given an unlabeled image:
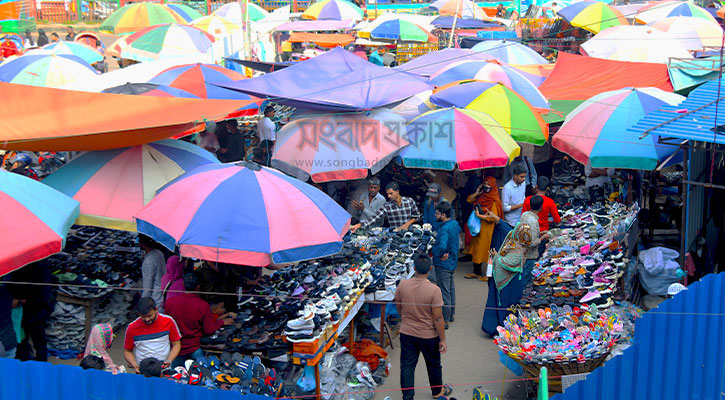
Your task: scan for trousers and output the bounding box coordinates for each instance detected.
[400,333,442,400]
[433,267,455,322]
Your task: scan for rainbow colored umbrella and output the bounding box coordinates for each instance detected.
[166,3,202,22]
[36,41,103,64]
[75,32,106,53]
[636,1,717,24]
[429,60,550,109]
[149,63,261,114]
[557,1,628,34]
[100,2,187,34]
[367,19,437,42]
[650,16,724,51]
[120,24,215,63]
[552,88,685,170]
[272,109,409,182]
[581,25,692,64]
[471,40,547,65]
[0,54,97,88]
[191,15,241,39]
[429,0,489,19]
[391,89,436,121]
[42,139,219,232]
[430,81,549,145]
[135,162,351,266]
[401,108,520,170]
[302,0,363,21]
[212,1,269,23]
[507,63,553,87]
[102,82,199,98]
[1,169,79,276]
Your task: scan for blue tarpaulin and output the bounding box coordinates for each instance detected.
[215,48,432,111]
[431,16,503,29]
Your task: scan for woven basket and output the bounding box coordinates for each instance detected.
[510,352,609,394]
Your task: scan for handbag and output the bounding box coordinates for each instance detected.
[467,211,481,237]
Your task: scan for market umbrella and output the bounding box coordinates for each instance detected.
[649,16,724,51]
[191,15,241,39]
[470,40,547,65]
[366,19,437,42]
[429,60,550,109]
[134,162,351,266]
[42,139,220,232]
[430,81,549,145]
[166,3,203,22]
[101,82,199,98]
[120,24,215,63]
[149,63,262,114]
[636,0,717,24]
[212,1,269,23]
[271,109,409,182]
[429,0,489,19]
[0,53,97,88]
[75,32,106,53]
[557,1,628,34]
[552,87,685,170]
[0,169,80,276]
[400,107,520,170]
[302,0,363,20]
[106,35,130,57]
[390,89,436,121]
[100,2,187,34]
[580,25,692,64]
[35,41,103,64]
[507,63,554,87]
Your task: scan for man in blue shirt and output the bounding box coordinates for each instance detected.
[368,46,386,66]
[431,201,460,327]
[422,183,449,231]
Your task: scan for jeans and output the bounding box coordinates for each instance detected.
[17,321,47,361]
[171,348,204,369]
[433,268,455,322]
[400,333,442,400]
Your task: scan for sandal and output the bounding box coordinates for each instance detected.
[464,273,480,279]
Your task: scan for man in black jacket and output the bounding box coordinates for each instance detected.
[0,280,18,358]
[9,262,56,361]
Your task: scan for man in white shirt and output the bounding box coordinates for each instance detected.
[502,165,527,225]
[584,162,613,188]
[349,177,386,227]
[256,106,276,165]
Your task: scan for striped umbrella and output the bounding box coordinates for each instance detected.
[581,25,692,64]
[102,82,199,98]
[650,16,724,51]
[636,1,717,24]
[1,169,79,276]
[552,88,685,170]
[166,3,203,22]
[429,0,489,20]
[506,63,554,87]
[429,60,550,109]
[191,15,241,39]
[42,139,220,232]
[557,1,628,34]
[75,32,106,54]
[302,0,363,21]
[401,107,520,170]
[36,41,103,64]
[391,89,436,121]
[471,40,547,65]
[120,24,215,63]
[367,19,437,42]
[0,54,97,88]
[100,2,187,34]
[135,162,351,266]
[213,1,269,23]
[430,81,549,145]
[272,109,409,182]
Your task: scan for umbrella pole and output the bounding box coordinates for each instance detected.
[447,0,460,48]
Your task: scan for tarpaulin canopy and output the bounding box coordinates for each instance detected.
[431,16,502,28]
[217,47,432,111]
[227,59,292,73]
[539,52,673,101]
[394,48,494,77]
[0,82,253,151]
[287,32,354,47]
[274,19,354,31]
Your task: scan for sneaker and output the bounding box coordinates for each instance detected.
[286,317,315,331]
[580,289,601,303]
[374,288,395,301]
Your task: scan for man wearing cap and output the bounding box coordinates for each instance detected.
[422,183,450,231]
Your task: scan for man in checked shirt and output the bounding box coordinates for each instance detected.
[350,182,421,232]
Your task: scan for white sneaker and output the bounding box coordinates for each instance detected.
[374,288,395,301]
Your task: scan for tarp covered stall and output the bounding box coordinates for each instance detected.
[274,19,354,31]
[287,32,355,47]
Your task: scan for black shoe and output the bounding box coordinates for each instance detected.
[449,316,454,322]
[444,323,449,330]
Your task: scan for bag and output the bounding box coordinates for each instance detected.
[11,305,24,343]
[467,211,481,237]
[486,253,494,277]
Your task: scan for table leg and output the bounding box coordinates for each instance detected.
[379,303,386,347]
[84,303,92,341]
[348,319,355,350]
[314,363,321,400]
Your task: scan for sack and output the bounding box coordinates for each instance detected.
[467,211,481,237]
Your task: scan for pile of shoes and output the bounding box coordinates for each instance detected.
[551,154,586,187]
[495,303,624,365]
[160,352,283,397]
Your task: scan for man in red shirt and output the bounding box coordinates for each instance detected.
[164,273,235,368]
[522,176,560,232]
[1,35,19,59]
[123,297,181,374]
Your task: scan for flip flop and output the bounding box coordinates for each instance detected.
[188,364,202,385]
[441,383,453,397]
[216,373,241,384]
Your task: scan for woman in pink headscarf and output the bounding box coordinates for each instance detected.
[160,256,186,309]
[84,323,125,374]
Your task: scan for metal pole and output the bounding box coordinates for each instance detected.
[680,145,689,267]
[447,0,460,48]
[75,0,81,22]
[244,0,251,59]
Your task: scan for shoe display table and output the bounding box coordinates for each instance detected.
[363,299,395,349]
[55,293,98,341]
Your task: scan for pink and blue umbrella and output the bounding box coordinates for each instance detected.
[552,87,685,170]
[1,169,80,276]
[135,162,351,266]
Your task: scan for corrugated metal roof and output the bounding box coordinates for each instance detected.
[629,79,725,144]
[553,272,725,400]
